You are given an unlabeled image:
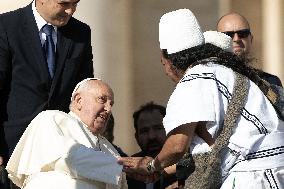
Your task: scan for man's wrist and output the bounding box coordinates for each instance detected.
[146,159,155,173]
[146,158,161,173]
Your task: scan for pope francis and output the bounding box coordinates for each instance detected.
[6,78,127,189]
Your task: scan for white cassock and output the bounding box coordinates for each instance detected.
[163,63,284,189]
[6,110,127,189]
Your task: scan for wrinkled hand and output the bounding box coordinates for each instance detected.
[118,156,161,183]
[118,156,153,175]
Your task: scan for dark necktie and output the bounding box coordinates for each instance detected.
[42,24,56,78]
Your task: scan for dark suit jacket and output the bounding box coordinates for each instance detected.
[258,71,283,87]
[0,4,93,160]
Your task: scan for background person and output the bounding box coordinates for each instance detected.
[217,12,282,86]
[127,102,177,189]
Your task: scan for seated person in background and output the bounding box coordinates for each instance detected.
[103,114,128,157]
[6,78,127,189]
[127,102,177,189]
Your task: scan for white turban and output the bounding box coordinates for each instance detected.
[159,9,204,54]
[203,30,233,52]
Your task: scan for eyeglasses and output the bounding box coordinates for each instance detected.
[222,29,251,39]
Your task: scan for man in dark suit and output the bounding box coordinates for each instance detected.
[0,1,93,187]
[127,102,177,189]
[217,12,282,87]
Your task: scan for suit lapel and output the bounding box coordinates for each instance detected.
[22,4,50,82]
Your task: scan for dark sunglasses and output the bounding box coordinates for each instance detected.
[222,29,251,39]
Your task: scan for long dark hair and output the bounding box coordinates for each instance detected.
[162,43,268,94]
[162,43,283,120]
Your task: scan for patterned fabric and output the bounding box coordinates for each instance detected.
[163,63,284,188]
[193,57,284,121]
[184,72,249,189]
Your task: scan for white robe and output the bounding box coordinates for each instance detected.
[6,110,127,189]
[163,63,284,188]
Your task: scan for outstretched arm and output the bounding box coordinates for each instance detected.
[154,123,196,170]
[118,123,197,176]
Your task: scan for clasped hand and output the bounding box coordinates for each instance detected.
[117,156,160,183]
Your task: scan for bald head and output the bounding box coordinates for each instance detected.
[74,79,110,96]
[217,13,253,57]
[71,79,114,135]
[217,13,250,31]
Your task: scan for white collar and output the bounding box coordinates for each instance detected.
[69,111,88,127]
[68,111,101,136]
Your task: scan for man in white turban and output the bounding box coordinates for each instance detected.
[6,78,127,189]
[118,9,284,189]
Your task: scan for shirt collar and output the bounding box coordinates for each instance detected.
[69,111,101,138]
[69,111,86,126]
[69,111,94,132]
[32,0,57,32]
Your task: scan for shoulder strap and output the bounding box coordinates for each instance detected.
[212,72,249,154]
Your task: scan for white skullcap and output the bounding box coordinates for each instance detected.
[159,9,204,54]
[71,78,101,101]
[203,31,233,52]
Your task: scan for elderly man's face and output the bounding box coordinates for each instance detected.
[36,0,80,27]
[217,14,253,57]
[78,81,114,135]
[135,109,166,157]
